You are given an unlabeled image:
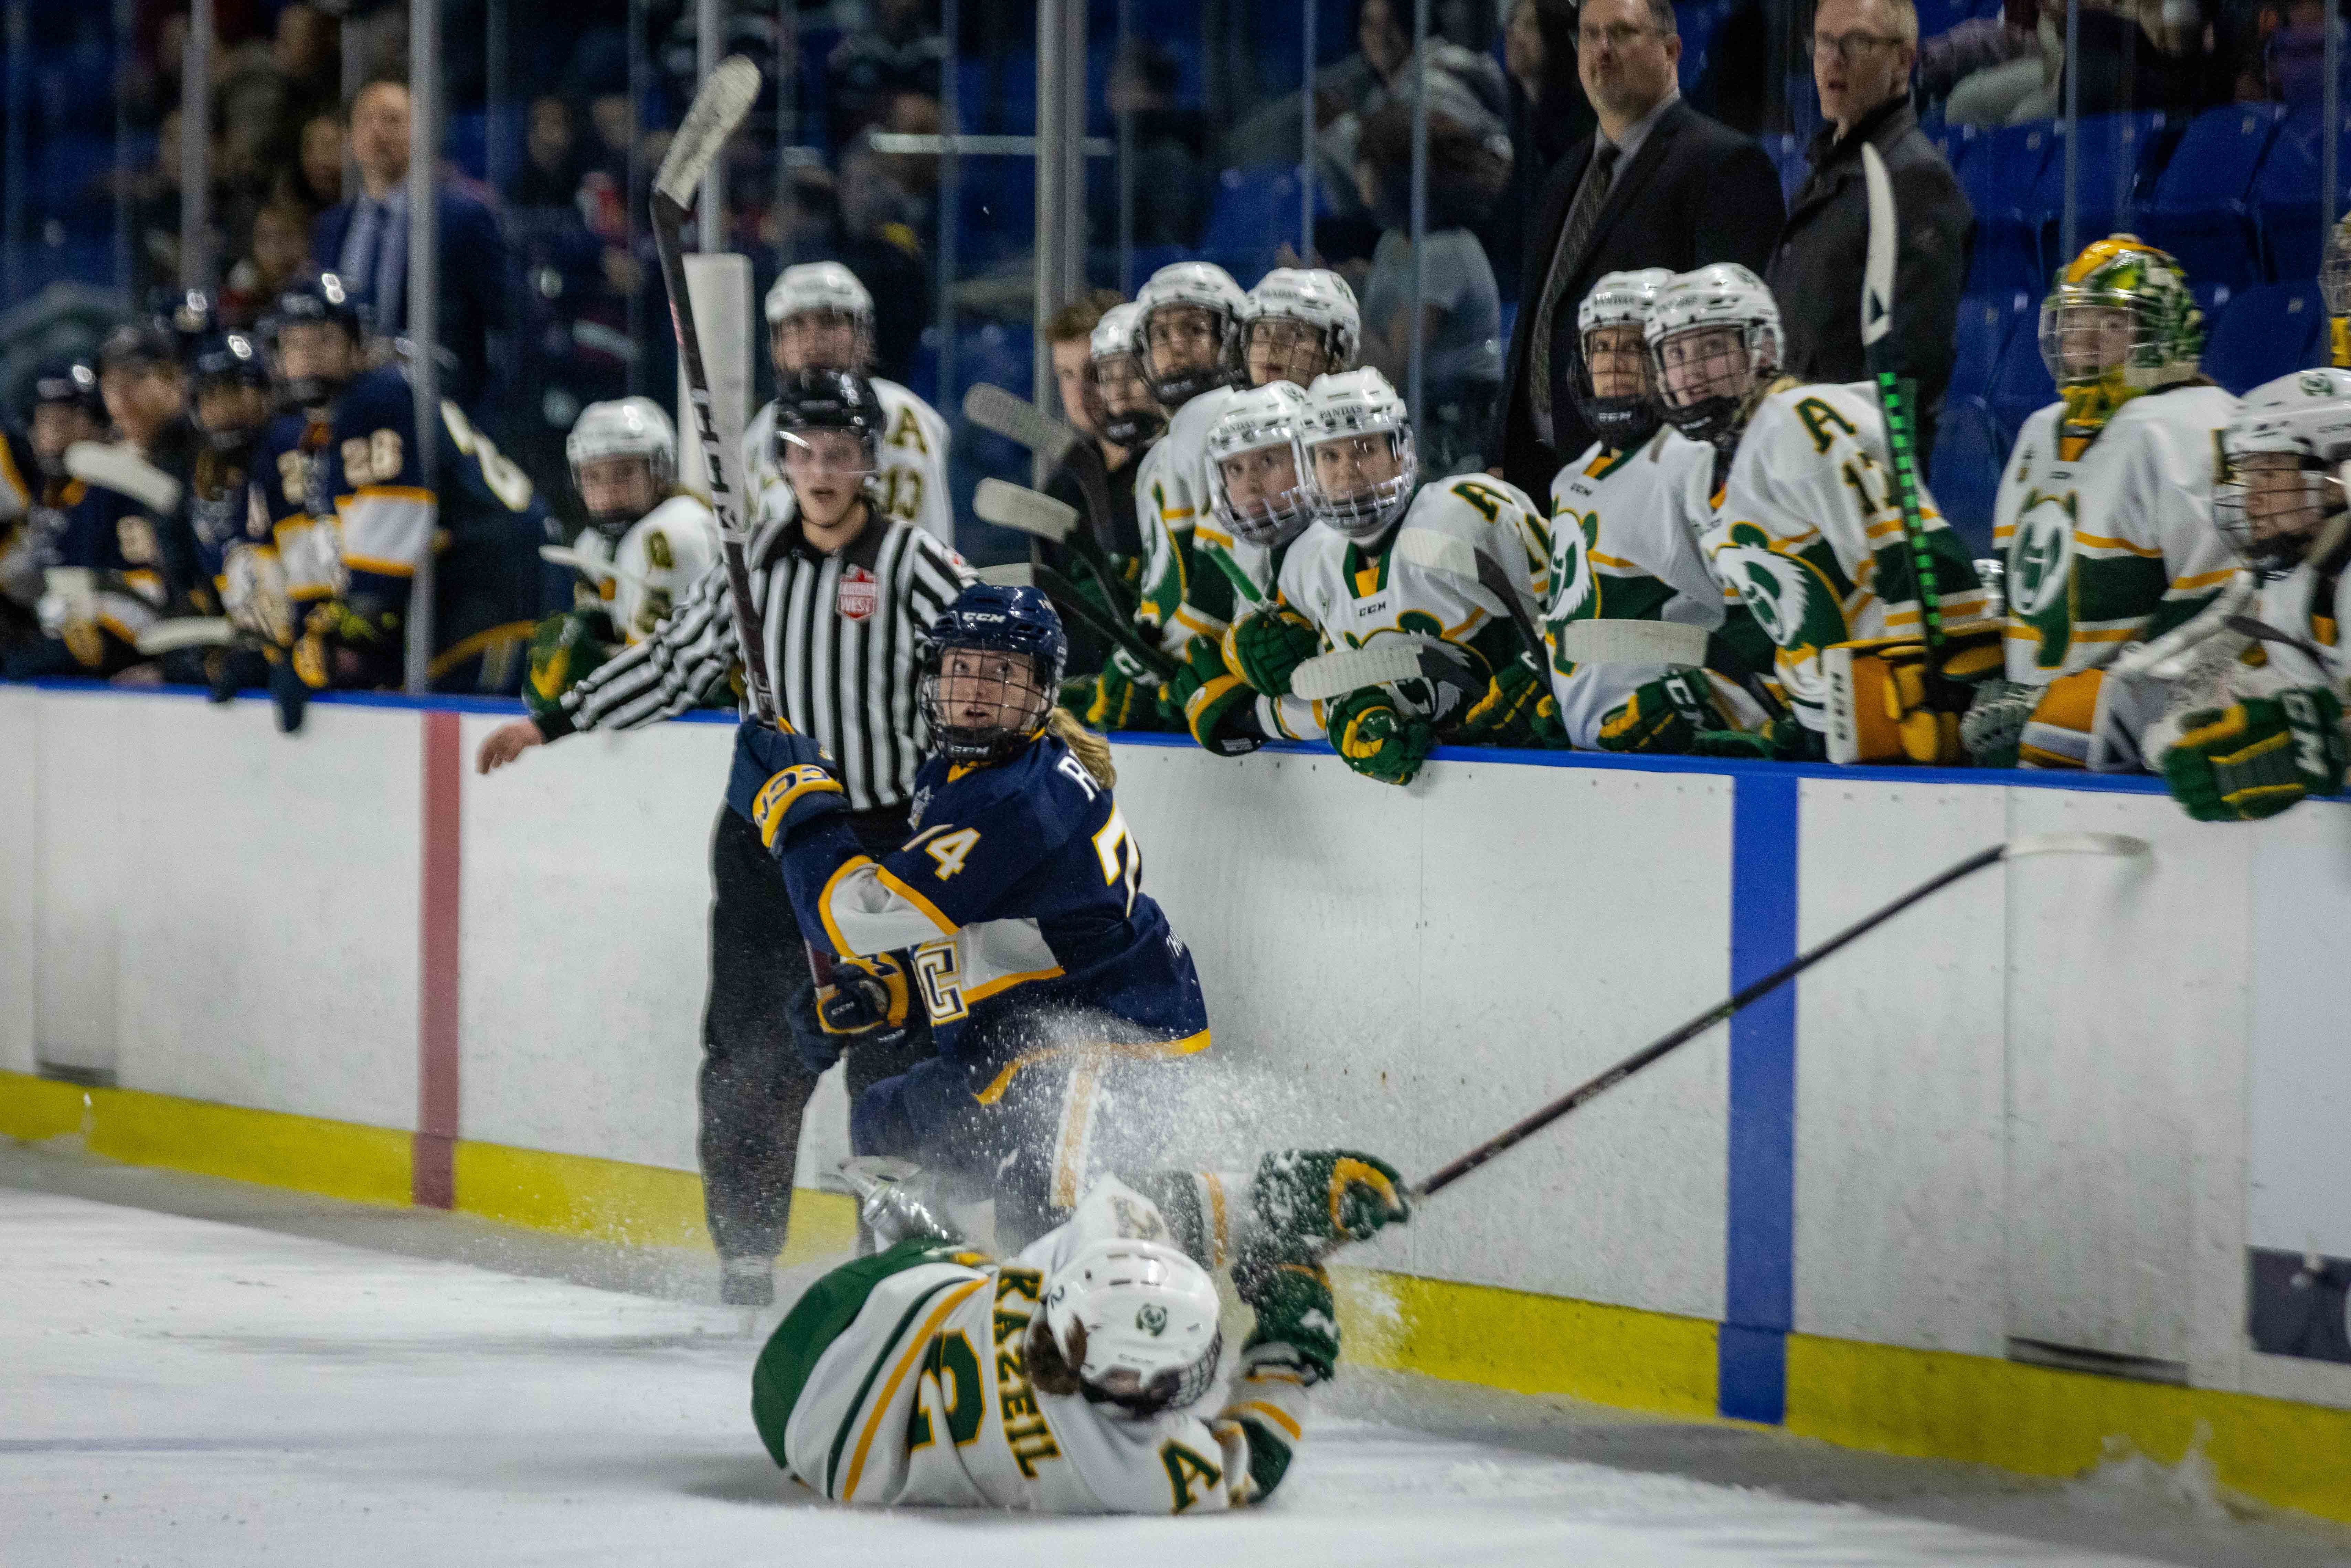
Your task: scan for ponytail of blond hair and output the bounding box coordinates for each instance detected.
[1045,706,1117,787]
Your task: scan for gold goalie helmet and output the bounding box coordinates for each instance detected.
[2037,234,2203,455]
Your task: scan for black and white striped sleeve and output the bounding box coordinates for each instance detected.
[540,555,741,738]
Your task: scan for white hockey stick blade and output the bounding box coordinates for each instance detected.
[1289,642,1427,701]
[537,543,652,593]
[963,384,1076,465]
[135,616,234,653]
[2108,570,2255,681]
[973,478,1078,544]
[1394,525,1480,582]
[64,440,182,513]
[2002,832,2151,861]
[1553,619,1706,666]
[975,562,1038,588]
[653,56,762,207]
[1860,143,1897,351]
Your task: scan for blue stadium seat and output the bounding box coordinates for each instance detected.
[1986,307,2056,440]
[2134,103,2284,290]
[1947,294,2015,403]
[1929,395,2006,556]
[1676,0,1726,93]
[2201,281,2326,394]
[2252,105,2351,281]
[1200,166,1311,279]
[953,160,1038,272]
[1761,132,1809,202]
[2025,112,2167,260]
[1966,121,2062,295]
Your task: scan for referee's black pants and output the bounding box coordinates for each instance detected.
[700,803,931,1263]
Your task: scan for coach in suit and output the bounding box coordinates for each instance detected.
[1490,0,1785,492]
[313,77,509,406]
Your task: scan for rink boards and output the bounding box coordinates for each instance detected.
[5,681,2351,1518]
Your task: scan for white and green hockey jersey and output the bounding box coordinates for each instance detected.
[1700,381,1987,736]
[569,493,720,645]
[1994,385,2240,685]
[1136,387,1238,650]
[744,376,954,547]
[1545,429,1769,747]
[752,1178,1311,1515]
[1277,474,1551,730]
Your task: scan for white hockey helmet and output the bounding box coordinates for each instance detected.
[566,396,677,533]
[2216,368,2351,572]
[1646,264,1783,451]
[1040,1235,1224,1418]
[1571,267,1674,453]
[1205,380,1316,548]
[2327,213,2351,320]
[1090,300,1163,448]
[1300,368,1417,541]
[765,261,875,371]
[1134,261,1248,408]
[1244,267,1361,385]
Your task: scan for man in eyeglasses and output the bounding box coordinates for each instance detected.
[1490,0,1785,500]
[1766,0,1973,464]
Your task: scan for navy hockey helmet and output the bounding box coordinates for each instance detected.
[190,333,274,451]
[151,286,219,361]
[773,367,886,475]
[27,356,105,422]
[919,584,1070,764]
[99,319,180,374]
[265,273,367,407]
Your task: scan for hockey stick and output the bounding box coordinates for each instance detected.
[1400,832,2149,1204]
[538,543,651,594]
[64,440,183,513]
[1860,143,1951,688]
[648,55,776,726]
[1393,524,1551,671]
[135,616,235,654]
[962,384,1121,559]
[1288,638,1485,707]
[972,478,1137,619]
[1552,618,1709,667]
[982,559,1181,682]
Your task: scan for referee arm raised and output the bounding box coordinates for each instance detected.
[477,369,972,1304]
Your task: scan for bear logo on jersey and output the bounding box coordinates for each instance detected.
[1711,522,1847,659]
[2008,488,2078,670]
[1137,1303,1168,1336]
[1543,505,1600,675]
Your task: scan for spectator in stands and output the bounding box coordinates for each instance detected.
[313,77,510,407]
[1925,0,2050,124]
[1110,43,1211,248]
[830,140,933,385]
[1496,0,1597,302]
[220,203,314,329]
[272,5,343,132]
[1490,0,1785,494]
[827,0,948,152]
[1042,291,1144,675]
[278,112,346,228]
[510,97,587,211]
[1768,0,1972,456]
[1351,102,1508,476]
[1319,0,1515,229]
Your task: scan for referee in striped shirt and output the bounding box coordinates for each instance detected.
[477,370,970,1304]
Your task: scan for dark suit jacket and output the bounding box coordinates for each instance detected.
[313,182,509,406]
[1766,95,1974,441]
[1491,99,1786,493]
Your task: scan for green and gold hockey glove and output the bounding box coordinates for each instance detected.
[2163,688,2347,821]
[1692,714,1826,761]
[1597,668,1729,754]
[1084,648,1162,730]
[523,610,611,724]
[290,598,399,691]
[1458,650,1566,747]
[1250,1149,1411,1257]
[1231,1250,1339,1386]
[1330,686,1435,786]
[1169,633,1266,756]
[1225,606,1322,696]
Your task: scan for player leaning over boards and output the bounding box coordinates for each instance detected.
[1960,237,2241,772]
[727,583,1212,1247]
[1654,264,1991,760]
[744,262,954,547]
[1130,263,1251,657]
[751,1152,1409,1512]
[522,397,719,726]
[1060,301,1173,732]
[1542,268,1775,754]
[2148,371,2351,821]
[1206,369,1552,783]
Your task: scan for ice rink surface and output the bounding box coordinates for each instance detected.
[6,1151,2349,1568]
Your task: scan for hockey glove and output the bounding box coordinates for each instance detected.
[523,610,611,724]
[1596,669,1730,754]
[1459,650,1567,747]
[290,598,400,691]
[726,719,846,851]
[1169,633,1266,757]
[1960,678,2037,768]
[2162,688,2348,822]
[818,952,913,1038]
[1225,606,1322,696]
[784,980,847,1075]
[1692,714,1827,761]
[1084,648,1162,730]
[1330,686,1436,787]
[1232,1249,1339,1386]
[1250,1149,1412,1258]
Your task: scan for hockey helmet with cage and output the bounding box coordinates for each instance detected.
[1571,268,1673,454]
[918,583,1069,765]
[2327,214,2351,367]
[1646,264,1783,452]
[265,273,369,407]
[1244,267,1361,386]
[2214,369,2351,574]
[189,333,273,452]
[567,397,679,536]
[2038,235,2202,447]
[154,286,219,363]
[1134,261,1247,407]
[1301,368,1418,542]
[1090,301,1164,448]
[764,260,875,371]
[1205,381,1316,548]
[1039,1234,1224,1420]
[772,368,886,490]
[27,356,105,422]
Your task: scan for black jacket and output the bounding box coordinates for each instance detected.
[1766,95,1974,432]
[1491,99,1785,494]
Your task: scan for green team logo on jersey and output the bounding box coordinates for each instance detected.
[1544,505,1600,675]
[1711,521,1848,657]
[1137,1303,1168,1336]
[2008,488,2077,670]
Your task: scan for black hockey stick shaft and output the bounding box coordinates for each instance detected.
[1859,143,1946,666]
[1033,562,1182,682]
[1412,842,2005,1201]
[649,192,781,728]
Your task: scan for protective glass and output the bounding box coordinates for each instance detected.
[1244,318,1332,388]
[920,646,1052,761]
[2215,450,2338,572]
